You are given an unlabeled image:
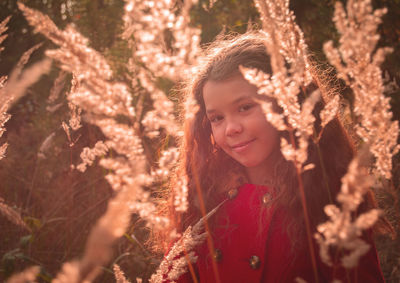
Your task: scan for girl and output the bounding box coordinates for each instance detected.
[161,31,387,282]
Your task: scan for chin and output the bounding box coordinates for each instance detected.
[238,159,260,168]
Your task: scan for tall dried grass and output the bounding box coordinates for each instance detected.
[0,0,398,282]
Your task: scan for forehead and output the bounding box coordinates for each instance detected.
[203,74,258,109]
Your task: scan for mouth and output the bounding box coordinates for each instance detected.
[231,139,256,153]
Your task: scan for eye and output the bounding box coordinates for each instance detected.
[209,114,224,123]
[238,103,255,112]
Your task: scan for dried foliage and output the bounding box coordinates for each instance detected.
[47,70,67,105]
[17,2,166,281]
[320,94,340,129]
[150,201,224,282]
[323,0,399,179]
[122,0,202,213]
[315,147,379,268]
[0,16,11,53]
[242,0,315,171]
[243,0,399,278]
[4,1,201,281]
[0,100,10,160]
[113,264,131,283]
[122,0,201,81]
[0,58,52,108]
[76,140,108,172]
[314,0,400,273]
[1,0,399,282]
[0,16,11,161]
[0,15,51,239]
[0,198,31,232]
[5,265,40,283]
[253,0,311,79]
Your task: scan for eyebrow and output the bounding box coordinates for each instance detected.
[206,96,251,114]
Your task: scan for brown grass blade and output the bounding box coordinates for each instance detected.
[0,198,31,232]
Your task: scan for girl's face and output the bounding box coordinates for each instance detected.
[203,74,280,181]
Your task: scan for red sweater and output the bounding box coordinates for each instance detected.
[176,183,384,283]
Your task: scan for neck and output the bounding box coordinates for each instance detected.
[245,151,280,186]
[245,166,274,186]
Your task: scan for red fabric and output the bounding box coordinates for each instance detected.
[176,183,384,283]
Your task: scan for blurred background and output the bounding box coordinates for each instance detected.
[0,0,399,282]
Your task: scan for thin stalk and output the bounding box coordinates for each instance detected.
[315,139,333,204]
[25,157,39,209]
[288,130,319,283]
[184,249,199,283]
[332,246,351,281]
[304,80,333,204]
[191,163,221,283]
[332,246,352,282]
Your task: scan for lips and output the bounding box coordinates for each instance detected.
[231,139,256,153]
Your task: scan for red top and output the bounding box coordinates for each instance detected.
[176,183,384,283]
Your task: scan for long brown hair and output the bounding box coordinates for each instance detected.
[158,31,387,252]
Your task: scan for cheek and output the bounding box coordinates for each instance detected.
[256,120,279,144]
[265,125,280,148]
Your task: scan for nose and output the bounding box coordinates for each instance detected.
[225,118,243,136]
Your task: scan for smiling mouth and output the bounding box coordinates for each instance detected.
[231,139,256,153]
